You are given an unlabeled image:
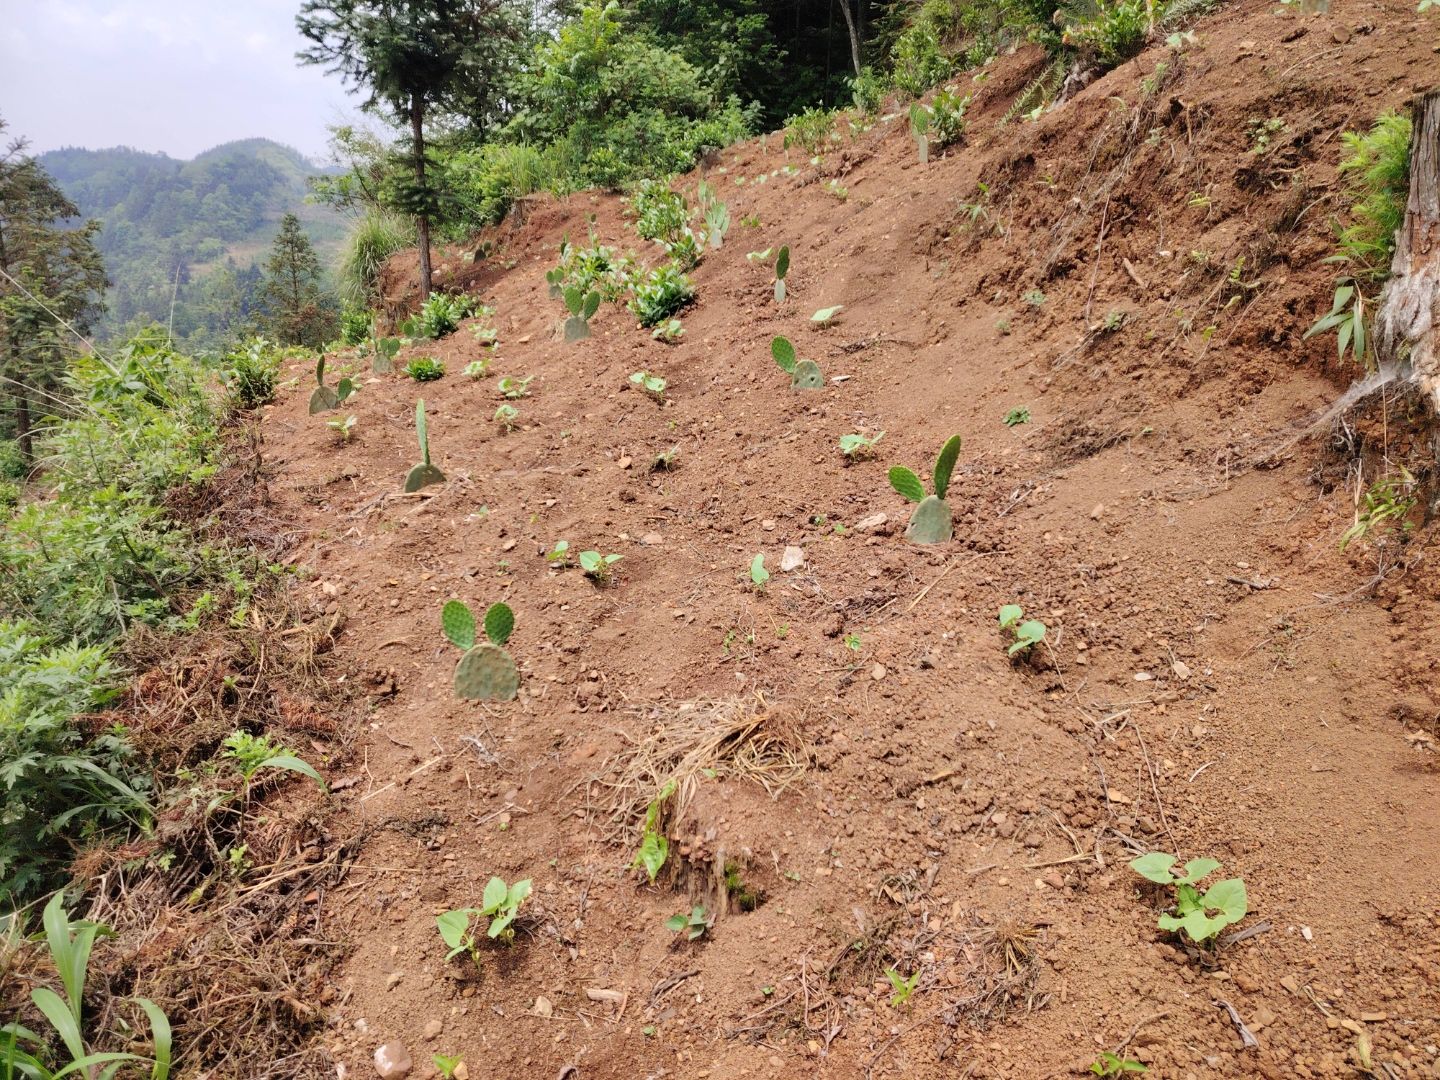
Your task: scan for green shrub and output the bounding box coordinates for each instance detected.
[1061,0,1152,67]
[337,209,413,307]
[629,180,690,243]
[0,439,27,479]
[1335,110,1411,282]
[629,265,695,326]
[850,68,890,115]
[411,293,479,340]
[445,143,559,231]
[892,0,960,97]
[930,88,970,148]
[404,357,447,381]
[339,304,373,346]
[784,107,838,155]
[218,339,282,410]
[0,481,18,514]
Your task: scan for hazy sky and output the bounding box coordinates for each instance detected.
[0,0,359,161]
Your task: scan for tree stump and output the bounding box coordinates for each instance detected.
[1375,88,1440,407]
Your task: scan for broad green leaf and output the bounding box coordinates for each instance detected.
[415,399,429,464]
[932,434,962,499]
[484,602,514,645]
[583,291,601,321]
[771,336,796,373]
[1007,620,1046,654]
[256,756,326,791]
[1175,858,1221,885]
[998,604,1024,629]
[136,997,171,1080]
[604,553,623,565]
[635,832,668,883]
[888,466,925,503]
[750,553,769,585]
[31,988,85,1065]
[1332,285,1354,311]
[839,435,865,453]
[482,877,508,914]
[665,914,688,932]
[486,912,516,939]
[441,601,475,650]
[507,879,532,907]
[811,305,844,323]
[1174,883,1203,915]
[579,551,602,573]
[1129,853,1178,884]
[1200,877,1247,925]
[776,245,790,280]
[436,910,471,950]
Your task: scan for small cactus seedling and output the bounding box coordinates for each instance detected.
[546,267,565,298]
[372,336,400,373]
[704,201,730,250]
[889,434,962,545]
[327,415,357,442]
[771,335,823,390]
[910,102,931,164]
[563,285,602,342]
[442,599,519,701]
[308,356,355,414]
[774,245,790,303]
[403,399,447,492]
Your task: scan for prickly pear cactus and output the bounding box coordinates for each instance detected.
[564,316,591,342]
[453,643,519,701]
[904,494,953,545]
[308,385,340,414]
[791,359,824,390]
[372,354,394,374]
[404,462,446,492]
[441,600,476,649]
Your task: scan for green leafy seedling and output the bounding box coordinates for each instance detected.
[372,336,400,373]
[404,357,446,381]
[1130,854,1247,946]
[630,780,676,883]
[884,967,921,1007]
[404,399,446,492]
[665,905,712,941]
[704,202,730,249]
[1091,1051,1148,1077]
[498,375,533,399]
[774,245,790,303]
[771,335,823,389]
[652,445,680,470]
[998,604,1047,656]
[308,356,340,414]
[630,370,666,401]
[1304,281,1367,365]
[433,1054,465,1079]
[839,431,884,460]
[436,908,485,971]
[748,553,769,591]
[480,875,532,942]
[465,357,492,379]
[652,319,684,343]
[811,305,844,326]
[547,540,570,568]
[1003,406,1031,426]
[746,247,774,263]
[494,403,518,431]
[444,600,520,700]
[579,550,623,585]
[327,415,357,442]
[222,730,326,798]
[888,434,961,544]
[563,285,602,342]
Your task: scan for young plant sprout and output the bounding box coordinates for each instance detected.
[498,375,532,399]
[885,967,921,1007]
[308,355,355,414]
[1091,1052,1148,1077]
[464,358,492,379]
[665,905,713,941]
[652,445,680,470]
[888,434,961,544]
[747,553,769,592]
[479,875,532,943]
[433,1055,466,1080]
[547,540,570,568]
[563,284,602,342]
[811,305,844,326]
[839,430,884,460]
[436,908,485,972]
[774,244,790,303]
[746,247,774,263]
[327,415,357,442]
[403,356,446,381]
[703,200,730,249]
[652,319,684,343]
[579,550,623,585]
[630,780,675,883]
[371,335,401,373]
[1003,406,1031,426]
[630,371,666,401]
[1130,854,1247,946]
[403,399,446,492]
[910,102,931,163]
[998,604,1047,655]
[441,599,519,700]
[494,403,519,432]
[771,335,823,389]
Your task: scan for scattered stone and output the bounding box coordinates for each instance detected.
[1341,1018,1365,1035]
[871,663,887,681]
[641,532,664,546]
[422,1020,443,1041]
[918,653,939,669]
[374,1043,413,1079]
[1360,1011,1387,1023]
[1280,975,1300,994]
[1089,504,1105,520]
[1332,24,1350,42]
[768,1056,785,1069]
[1021,831,1043,848]
[855,513,887,531]
[1133,672,1154,682]
[762,519,776,531]
[1300,926,1313,941]
[451,1064,469,1080]
[992,811,1009,825]
[1043,871,1065,890]
[618,456,633,469]
[385,972,403,991]
[781,546,805,572]
[501,539,517,551]
[1172,661,1192,680]
[1249,1006,1276,1031]
[1235,973,1262,993]
[532,996,553,1018]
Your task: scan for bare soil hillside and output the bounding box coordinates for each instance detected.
[252,5,1440,1078]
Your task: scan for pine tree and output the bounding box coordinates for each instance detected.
[256,213,337,348]
[0,117,107,458]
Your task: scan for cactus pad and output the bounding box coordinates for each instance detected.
[441,600,476,649]
[904,495,953,545]
[308,385,339,414]
[564,315,591,343]
[371,354,394,374]
[484,602,514,645]
[454,643,519,701]
[403,462,446,492]
[791,360,824,390]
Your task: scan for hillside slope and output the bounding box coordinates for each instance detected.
[248,4,1440,1078]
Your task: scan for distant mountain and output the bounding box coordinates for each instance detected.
[38,138,346,348]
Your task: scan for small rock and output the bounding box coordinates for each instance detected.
[871,663,886,681]
[1133,672,1154,681]
[762,519,776,531]
[1089,504,1105,520]
[451,1064,469,1080]
[641,532,664,545]
[1360,1011,1387,1023]
[992,811,1009,825]
[1021,831,1043,848]
[1331,24,1350,42]
[1280,975,1300,994]
[1043,871,1065,890]
[1172,661,1192,680]
[768,1056,785,1069]
[918,653,939,669]
[1341,1018,1365,1035]
[385,972,403,990]
[855,512,887,531]
[422,1020,443,1041]
[532,996,553,1018]
[1300,925,1313,941]
[1250,1006,1276,1031]
[780,546,805,572]
[1235,973,1261,993]
[374,1043,413,1079]
[618,456,633,469]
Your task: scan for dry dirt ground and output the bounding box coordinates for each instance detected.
[252,4,1440,1077]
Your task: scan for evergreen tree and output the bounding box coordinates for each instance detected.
[0,117,107,458]
[256,213,336,348]
[298,0,526,299]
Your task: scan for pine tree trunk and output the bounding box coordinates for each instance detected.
[837,0,861,77]
[14,375,31,459]
[411,97,433,300]
[1375,88,1440,408]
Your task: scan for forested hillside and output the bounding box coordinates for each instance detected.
[38,139,343,349]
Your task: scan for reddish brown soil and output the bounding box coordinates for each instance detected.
[257,6,1440,1078]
